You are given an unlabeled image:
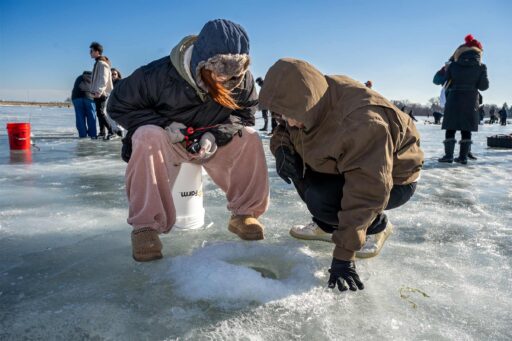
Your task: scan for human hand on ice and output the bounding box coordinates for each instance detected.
[193,132,217,159]
[328,258,364,292]
[165,122,186,143]
[275,147,303,184]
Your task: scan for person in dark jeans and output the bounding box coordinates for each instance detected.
[71,71,97,138]
[260,58,423,293]
[293,169,416,242]
[89,41,114,139]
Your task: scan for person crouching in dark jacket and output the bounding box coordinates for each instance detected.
[260,59,423,293]
[107,19,269,262]
[434,34,489,164]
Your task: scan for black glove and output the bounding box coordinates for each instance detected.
[328,258,364,292]
[275,146,303,184]
[209,115,244,146]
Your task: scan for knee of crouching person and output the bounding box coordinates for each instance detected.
[132,125,167,144]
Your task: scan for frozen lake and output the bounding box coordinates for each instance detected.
[0,106,511,340]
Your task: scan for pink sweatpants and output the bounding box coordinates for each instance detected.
[125,125,269,233]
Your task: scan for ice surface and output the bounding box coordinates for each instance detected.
[0,106,511,340]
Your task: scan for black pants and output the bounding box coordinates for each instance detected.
[293,170,417,235]
[94,96,113,135]
[261,109,269,130]
[446,130,471,140]
[270,111,278,134]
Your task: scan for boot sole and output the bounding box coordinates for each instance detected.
[289,229,333,242]
[228,224,264,240]
[132,253,163,262]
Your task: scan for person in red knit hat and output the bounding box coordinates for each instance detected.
[452,34,483,62]
[433,34,489,164]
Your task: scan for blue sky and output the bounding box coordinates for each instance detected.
[0,0,510,105]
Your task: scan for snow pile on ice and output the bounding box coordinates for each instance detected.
[166,242,319,304]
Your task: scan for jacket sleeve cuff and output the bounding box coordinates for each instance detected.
[333,246,356,261]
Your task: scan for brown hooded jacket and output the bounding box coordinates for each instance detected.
[260,58,423,260]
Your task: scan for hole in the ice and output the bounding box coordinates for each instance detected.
[227,261,280,279]
[249,266,278,279]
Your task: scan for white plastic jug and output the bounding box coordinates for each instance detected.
[172,163,205,230]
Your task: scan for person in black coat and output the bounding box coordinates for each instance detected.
[478,106,485,124]
[499,104,508,126]
[107,19,269,262]
[433,34,489,164]
[489,107,498,124]
[433,111,443,125]
[71,71,97,138]
[255,77,269,131]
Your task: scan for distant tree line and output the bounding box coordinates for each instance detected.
[392,98,509,116]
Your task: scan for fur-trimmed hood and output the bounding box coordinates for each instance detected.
[452,45,482,63]
[190,19,250,91]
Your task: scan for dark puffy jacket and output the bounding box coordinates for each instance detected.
[107,20,258,162]
[434,51,489,131]
[71,71,93,100]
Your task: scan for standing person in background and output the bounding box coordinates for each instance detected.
[365,80,372,88]
[90,41,115,140]
[269,112,279,135]
[499,103,508,126]
[108,19,269,262]
[255,77,269,131]
[71,71,97,138]
[489,107,497,124]
[434,34,489,165]
[478,106,485,124]
[402,105,418,122]
[111,68,122,87]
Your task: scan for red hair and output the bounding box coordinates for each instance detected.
[200,68,240,110]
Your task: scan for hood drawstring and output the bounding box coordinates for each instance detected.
[300,128,306,178]
[278,121,306,178]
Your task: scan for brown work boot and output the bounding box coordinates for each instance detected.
[228,215,264,240]
[131,227,163,262]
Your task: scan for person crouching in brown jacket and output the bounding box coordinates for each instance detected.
[259,58,424,292]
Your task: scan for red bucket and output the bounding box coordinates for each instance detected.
[6,122,31,150]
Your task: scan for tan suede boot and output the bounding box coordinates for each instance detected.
[228,215,264,240]
[131,227,163,262]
